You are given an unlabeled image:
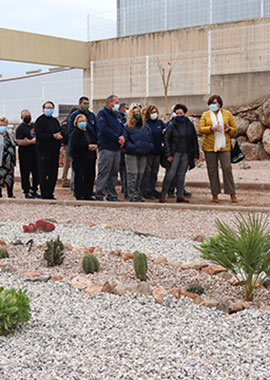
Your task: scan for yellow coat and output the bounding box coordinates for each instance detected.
[199,109,237,152]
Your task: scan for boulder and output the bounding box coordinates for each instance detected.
[259,100,270,127]
[257,142,270,160]
[237,136,247,145]
[240,142,260,160]
[246,121,265,142]
[181,261,208,271]
[152,286,166,304]
[234,116,249,136]
[262,129,270,155]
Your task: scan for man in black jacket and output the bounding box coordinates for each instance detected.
[35,101,62,199]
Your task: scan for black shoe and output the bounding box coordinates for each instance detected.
[95,196,104,201]
[106,197,121,202]
[177,197,190,203]
[183,189,192,197]
[167,191,175,198]
[25,193,34,199]
[31,191,41,198]
[84,196,96,201]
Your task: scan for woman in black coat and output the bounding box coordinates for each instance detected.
[160,104,199,203]
[70,114,97,200]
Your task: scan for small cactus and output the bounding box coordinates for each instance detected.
[44,236,64,266]
[186,284,205,296]
[82,255,100,274]
[0,248,9,259]
[133,251,148,281]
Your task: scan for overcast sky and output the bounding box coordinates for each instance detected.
[0,0,117,77]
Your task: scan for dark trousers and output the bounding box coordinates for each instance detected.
[19,154,39,194]
[0,185,13,198]
[37,150,59,199]
[73,159,96,199]
[161,152,189,198]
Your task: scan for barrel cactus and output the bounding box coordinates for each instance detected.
[44,236,65,266]
[133,251,148,281]
[82,255,100,274]
[0,248,9,259]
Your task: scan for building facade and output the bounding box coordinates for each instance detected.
[117,0,270,37]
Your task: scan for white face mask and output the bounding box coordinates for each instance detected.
[150,113,158,120]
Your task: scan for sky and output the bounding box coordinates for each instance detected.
[0,0,117,77]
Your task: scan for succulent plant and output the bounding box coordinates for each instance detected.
[0,248,9,259]
[82,255,100,274]
[133,251,148,281]
[186,284,205,296]
[43,236,65,266]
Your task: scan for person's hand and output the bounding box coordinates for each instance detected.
[53,132,62,140]
[118,135,125,148]
[194,158,198,163]
[31,137,36,144]
[88,144,97,151]
[212,124,222,132]
[162,128,167,134]
[224,124,231,133]
[167,156,173,162]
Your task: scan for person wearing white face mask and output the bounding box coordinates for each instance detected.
[35,101,63,199]
[199,95,237,203]
[0,116,16,198]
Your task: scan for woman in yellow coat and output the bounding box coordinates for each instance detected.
[199,95,237,203]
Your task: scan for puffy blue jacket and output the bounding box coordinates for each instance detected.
[97,107,123,151]
[145,119,165,155]
[123,121,154,156]
[68,109,96,155]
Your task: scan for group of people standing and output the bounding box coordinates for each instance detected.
[0,94,238,203]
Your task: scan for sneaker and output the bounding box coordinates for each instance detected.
[25,193,34,199]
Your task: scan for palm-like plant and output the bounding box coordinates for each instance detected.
[197,213,270,301]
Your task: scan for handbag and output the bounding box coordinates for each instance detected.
[231,139,245,164]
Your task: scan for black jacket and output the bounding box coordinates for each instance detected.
[35,114,62,153]
[164,117,199,170]
[70,128,97,171]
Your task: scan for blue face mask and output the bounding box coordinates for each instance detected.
[125,109,129,116]
[112,104,120,112]
[0,126,7,133]
[176,115,185,121]
[78,121,87,129]
[150,113,158,121]
[44,108,54,117]
[209,104,218,112]
[171,112,176,118]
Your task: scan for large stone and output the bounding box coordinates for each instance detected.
[134,282,152,296]
[240,142,260,160]
[246,121,265,142]
[50,275,63,282]
[192,234,207,243]
[181,261,208,271]
[153,257,168,265]
[201,264,227,276]
[262,129,270,155]
[259,100,270,127]
[169,288,181,299]
[82,284,103,295]
[237,135,247,145]
[197,298,220,308]
[23,271,41,277]
[234,116,249,136]
[228,302,246,314]
[70,276,93,289]
[121,252,133,261]
[101,281,117,293]
[152,286,166,304]
[25,274,51,282]
[181,289,198,300]
[112,282,133,296]
[257,142,270,160]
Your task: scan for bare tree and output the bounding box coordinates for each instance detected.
[156,57,177,115]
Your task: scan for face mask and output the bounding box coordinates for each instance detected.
[112,104,120,112]
[176,115,185,121]
[23,116,31,124]
[171,112,176,118]
[209,104,218,112]
[0,126,7,133]
[125,109,129,116]
[134,114,141,121]
[44,108,54,117]
[78,121,87,129]
[150,113,158,120]
[81,105,89,112]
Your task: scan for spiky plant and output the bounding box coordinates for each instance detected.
[82,255,100,274]
[186,284,205,296]
[0,248,9,259]
[43,235,65,267]
[196,213,270,301]
[133,251,148,281]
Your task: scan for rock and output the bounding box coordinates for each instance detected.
[228,302,246,314]
[105,224,119,229]
[216,302,230,313]
[64,243,73,250]
[216,271,234,281]
[192,235,206,242]
[153,257,167,265]
[229,276,245,286]
[13,239,23,246]
[201,264,227,276]
[259,100,270,127]
[112,283,133,296]
[121,252,133,261]
[152,287,166,304]
[246,121,265,142]
[181,290,198,300]
[167,260,182,268]
[260,305,270,312]
[81,222,95,227]
[235,116,249,136]
[181,261,208,271]
[0,264,14,272]
[25,275,51,282]
[262,279,270,289]
[23,271,41,277]
[109,249,122,257]
[237,135,247,145]
[262,129,270,155]
[70,276,93,289]
[257,142,270,160]
[82,284,103,295]
[50,275,63,282]
[169,288,181,299]
[197,298,220,308]
[101,281,117,293]
[0,240,7,245]
[84,246,96,254]
[44,218,57,223]
[240,142,260,160]
[134,282,152,296]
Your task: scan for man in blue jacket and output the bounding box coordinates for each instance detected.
[95,94,125,201]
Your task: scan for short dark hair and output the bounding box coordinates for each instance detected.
[173,104,188,113]
[79,96,89,104]
[42,101,55,109]
[106,95,118,104]
[69,106,79,115]
[119,103,128,109]
[207,95,223,107]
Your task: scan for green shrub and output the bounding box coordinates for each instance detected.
[82,255,100,274]
[196,213,270,301]
[0,287,31,336]
[133,251,148,281]
[0,248,9,259]
[186,284,205,295]
[44,235,65,267]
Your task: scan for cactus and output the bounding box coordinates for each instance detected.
[82,255,100,274]
[133,251,148,281]
[186,284,205,296]
[43,236,65,266]
[0,248,9,259]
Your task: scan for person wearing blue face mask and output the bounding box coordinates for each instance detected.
[159,104,199,203]
[70,114,97,200]
[95,94,125,201]
[0,116,16,198]
[35,101,63,199]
